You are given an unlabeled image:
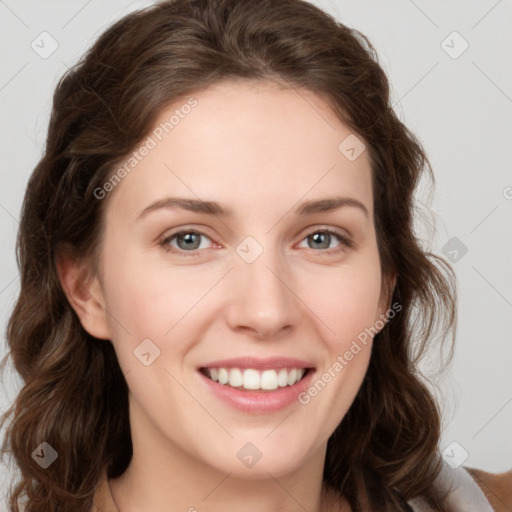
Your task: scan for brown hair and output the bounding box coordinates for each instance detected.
[1,0,457,510]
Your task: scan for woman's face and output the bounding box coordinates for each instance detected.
[85,80,393,478]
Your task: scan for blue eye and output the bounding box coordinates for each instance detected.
[159,227,353,257]
[298,228,353,252]
[159,230,213,257]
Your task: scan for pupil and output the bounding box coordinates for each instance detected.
[311,232,329,249]
[179,233,200,250]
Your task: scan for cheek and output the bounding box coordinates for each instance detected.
[100,248,223,371]
[300,269,380,433]
[101,247,197,333]
[306,260,382,350]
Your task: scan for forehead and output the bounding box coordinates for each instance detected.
[106,79,373,222]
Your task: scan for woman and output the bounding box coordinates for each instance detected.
[1,0,510,511]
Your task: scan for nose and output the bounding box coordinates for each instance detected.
[225,243,301,340]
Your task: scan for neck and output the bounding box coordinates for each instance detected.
[110,467,346,512]
[107,400,349,512]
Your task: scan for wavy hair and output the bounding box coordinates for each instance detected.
[1,0,457,510]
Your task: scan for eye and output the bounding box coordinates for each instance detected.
[158,226,353,258]
[159,229,215,257]
[297,228,353,253]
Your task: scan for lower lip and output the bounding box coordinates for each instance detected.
[198,370,315,413]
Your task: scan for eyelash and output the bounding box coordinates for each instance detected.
[158,227,354,258]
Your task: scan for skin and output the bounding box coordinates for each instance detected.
[59,79,395,512]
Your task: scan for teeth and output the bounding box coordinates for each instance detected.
[243,369,260,389]
[277,369,288,387]
[230,368,243,387]
[218,368,229,384]
[205,367,307,390]
[261,370,278,390]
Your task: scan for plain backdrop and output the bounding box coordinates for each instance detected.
[1,0,511,505]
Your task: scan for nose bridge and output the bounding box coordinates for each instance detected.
[227,233,298,336]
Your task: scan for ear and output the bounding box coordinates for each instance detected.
[56,250,111,340]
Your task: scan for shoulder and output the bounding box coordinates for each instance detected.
[406,462,511,512]
[465,466,512,512]
[90,470,118,512]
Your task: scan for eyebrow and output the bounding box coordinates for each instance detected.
[136,195,369,220]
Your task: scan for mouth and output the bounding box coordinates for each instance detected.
[197,357,316,413]
[199,366,313,392]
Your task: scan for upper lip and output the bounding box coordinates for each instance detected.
[199,357,315,370]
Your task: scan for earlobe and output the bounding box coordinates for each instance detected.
[56,252,111,340]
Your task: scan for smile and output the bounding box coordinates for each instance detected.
[197,356,316,412]
[200,367,309,391]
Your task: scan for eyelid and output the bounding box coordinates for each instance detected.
[158,227,216,257]
[299,226,354,250]
[158,225,354,256]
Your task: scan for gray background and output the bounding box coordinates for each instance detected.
[1,0,511,504]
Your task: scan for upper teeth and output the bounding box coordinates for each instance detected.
[207,367,306,390]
